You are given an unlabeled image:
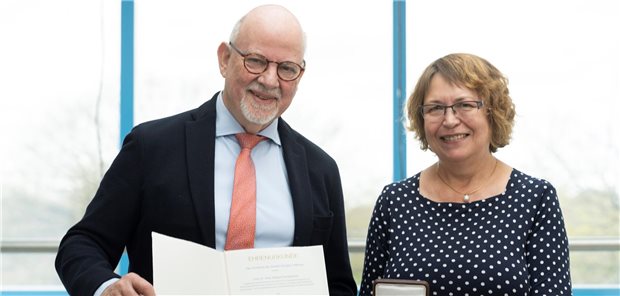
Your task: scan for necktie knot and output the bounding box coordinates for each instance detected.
[235,133,266,150]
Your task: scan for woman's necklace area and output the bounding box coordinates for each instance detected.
[436,158,499,203]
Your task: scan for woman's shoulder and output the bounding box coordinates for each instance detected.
[507,168,558,195]
[381,172,422,191]
[373,173,424,210]
[374,173,423,203]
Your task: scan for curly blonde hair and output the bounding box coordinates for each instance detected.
[406,53,515,152]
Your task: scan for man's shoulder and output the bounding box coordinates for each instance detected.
[133,97,216,135]
[137,108,196,129]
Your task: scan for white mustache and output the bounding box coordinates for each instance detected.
[247,82,281,100]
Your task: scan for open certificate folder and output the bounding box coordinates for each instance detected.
[152,232,329,295]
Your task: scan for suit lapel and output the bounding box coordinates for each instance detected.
[185,95,218,247]
[279,120,313,246]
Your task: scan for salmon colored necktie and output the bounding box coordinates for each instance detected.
[224,133,266,250]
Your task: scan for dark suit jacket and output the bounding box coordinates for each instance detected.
[55,93,357,295]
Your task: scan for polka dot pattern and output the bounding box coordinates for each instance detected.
[359,169,572,296]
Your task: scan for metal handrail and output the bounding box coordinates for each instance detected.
[1,240,60,253]
[1,237,619,253]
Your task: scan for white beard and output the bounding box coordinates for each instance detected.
[240,93,279,125]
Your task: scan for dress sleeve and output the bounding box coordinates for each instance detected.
[526,181,573,295]
[359,185,392,296]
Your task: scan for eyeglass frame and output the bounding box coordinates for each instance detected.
[228,42,305,81]
[419,100,485,119]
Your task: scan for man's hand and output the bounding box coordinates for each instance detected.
[102,272,156,296]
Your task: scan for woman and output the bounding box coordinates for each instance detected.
[359,53,572,295]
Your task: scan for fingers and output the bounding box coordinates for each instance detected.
[102,273,156,296]
[129,273,156,296]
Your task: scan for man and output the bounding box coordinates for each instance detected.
[55,4,357,296]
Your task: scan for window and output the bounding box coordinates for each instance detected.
[1,0,618,290]
[0,0,121,286]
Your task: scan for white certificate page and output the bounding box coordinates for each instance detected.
[152,232,328,295]
[225,245,328,295]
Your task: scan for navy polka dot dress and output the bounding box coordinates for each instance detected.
[359,169,572,296]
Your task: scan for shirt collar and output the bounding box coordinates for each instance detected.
[215,92,281,146]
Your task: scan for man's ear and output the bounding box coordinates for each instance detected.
[217,42,231,77]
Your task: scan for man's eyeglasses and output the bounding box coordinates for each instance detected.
[229,42,305,81]
[419,100,484,121]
